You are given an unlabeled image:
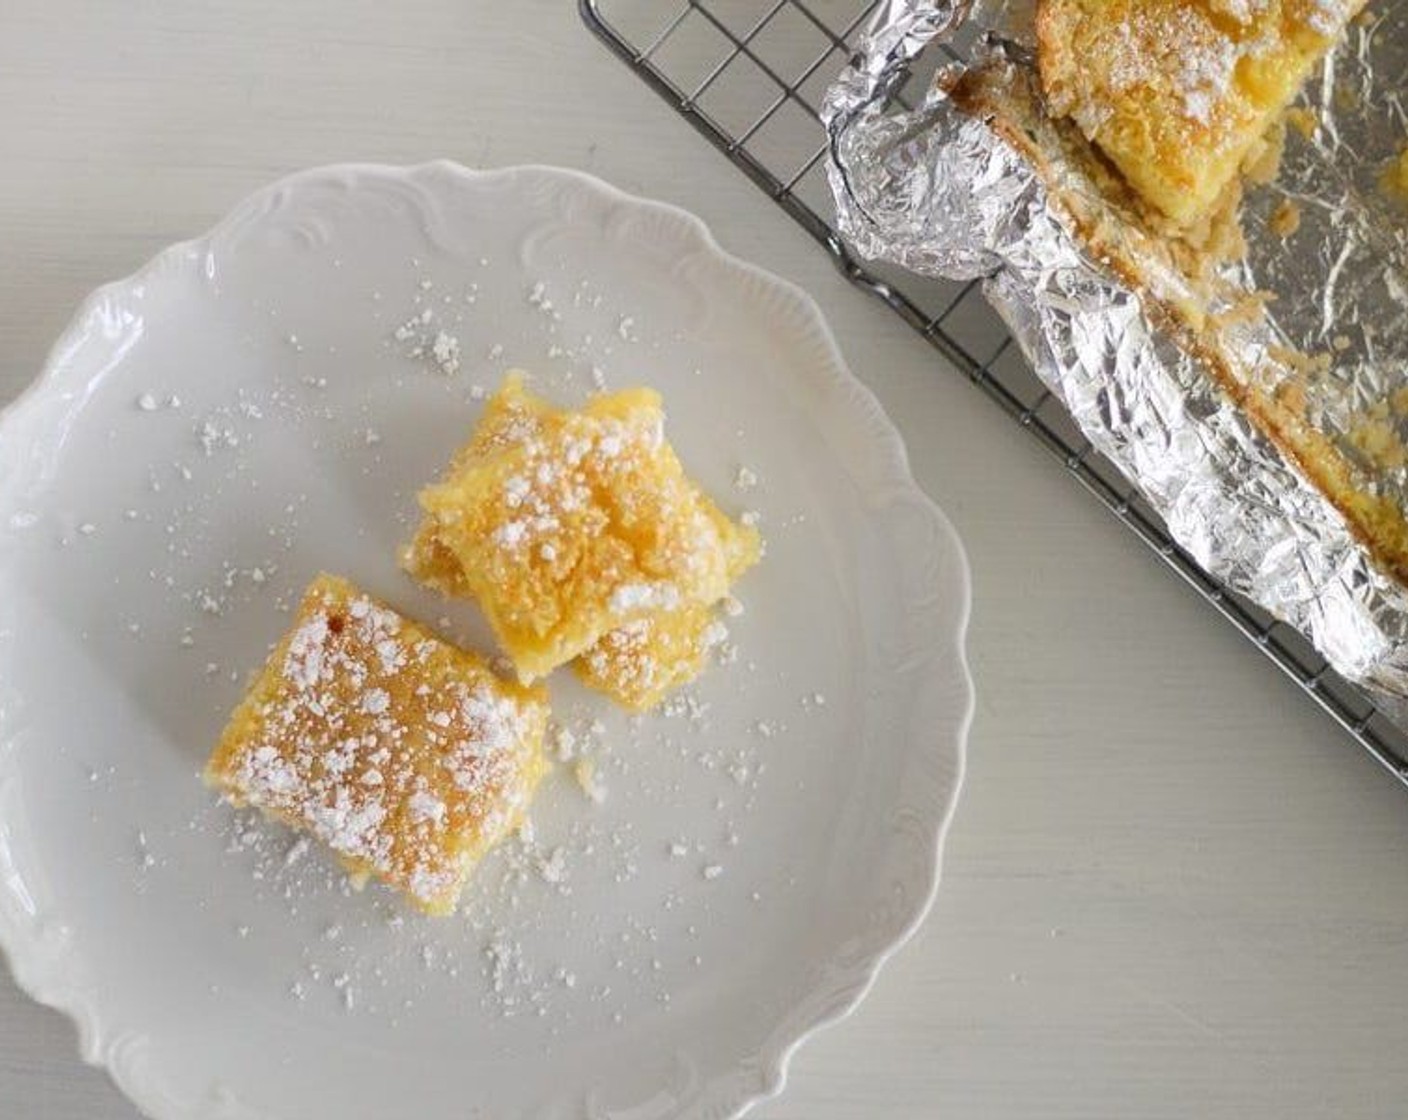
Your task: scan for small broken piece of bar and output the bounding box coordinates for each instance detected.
[205,573,548,915]
[402,372,759,710]
[575,601,730,713]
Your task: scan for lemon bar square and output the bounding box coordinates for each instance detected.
[408,374,757,686]
[404,375,760,707]
[1037,0,1366,225]
[404,375,760,708]
[204,573,549,915]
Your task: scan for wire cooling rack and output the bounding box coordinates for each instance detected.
[579,0,1408,786]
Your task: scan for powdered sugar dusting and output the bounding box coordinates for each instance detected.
[1077,0,1357,127]
[608,582,682,616]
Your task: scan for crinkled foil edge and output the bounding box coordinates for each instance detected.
[823,0,1408,722]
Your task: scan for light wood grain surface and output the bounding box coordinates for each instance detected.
[4,2,1407,1118]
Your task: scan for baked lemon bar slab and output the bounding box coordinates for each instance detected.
[1038,0,1367,225]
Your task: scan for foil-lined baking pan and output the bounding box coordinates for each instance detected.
[825,0,1408,718]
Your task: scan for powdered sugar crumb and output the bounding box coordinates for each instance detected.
[431,332,461,376]
[574,758,607,804]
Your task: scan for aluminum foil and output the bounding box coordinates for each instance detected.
[823,0,1408,718]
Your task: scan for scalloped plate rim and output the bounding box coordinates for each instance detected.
[0,160,972,1120]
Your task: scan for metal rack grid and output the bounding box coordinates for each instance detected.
[579,0,1408,786]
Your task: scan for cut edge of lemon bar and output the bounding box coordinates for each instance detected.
[204,573,549,915]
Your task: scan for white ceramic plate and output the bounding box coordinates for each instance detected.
[0,163,970,1120]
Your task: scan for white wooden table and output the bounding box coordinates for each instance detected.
[4,2,1407,1117]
